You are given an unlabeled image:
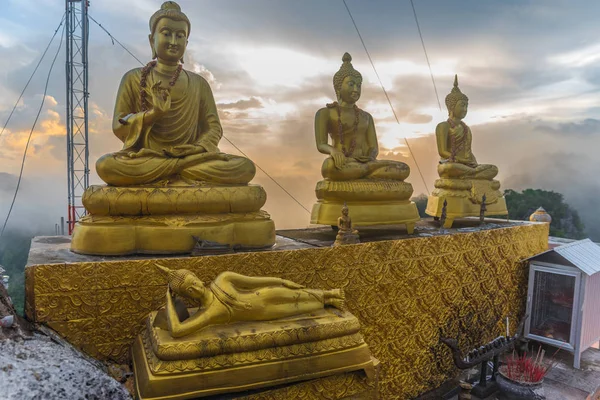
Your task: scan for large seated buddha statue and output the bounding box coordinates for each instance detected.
[425,75,508,227]
[310,53,419,233]
[70,1,275,255]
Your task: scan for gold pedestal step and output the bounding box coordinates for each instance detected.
[71,211,275,255]
[425,195,508,228]
[82,184,267,216]
[132,308,377,399]
[311,201,419,234]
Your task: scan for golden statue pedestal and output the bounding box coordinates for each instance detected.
[71,184,275,255]
[310,180,419,233]
[132,307,377,400]
[425,179,508,228]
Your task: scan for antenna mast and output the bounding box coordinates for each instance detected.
[65,0,90,234]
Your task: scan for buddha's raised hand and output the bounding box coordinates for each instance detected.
[151,81,172,117]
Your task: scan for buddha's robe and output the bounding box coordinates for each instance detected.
[96,68,255,186]
[318,105,410,181]
[437,122,498,180]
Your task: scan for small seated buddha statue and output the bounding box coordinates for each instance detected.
[333,203,360,246]
[70,1,275,255]
[310,53,419,233]
[425,75,508,228]
[131,264,376,399]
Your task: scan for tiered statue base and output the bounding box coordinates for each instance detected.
[70,184,275,255]
[132,308,377,400]
[334,231,360,246]
[310,180,419,233]
[425,178,508,228]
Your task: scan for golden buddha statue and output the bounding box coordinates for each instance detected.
[425,75,508,227]
[70,1,275,255]
[154,264,345,337]
[310,53,419,233]
[333,203,360,246]
[132,265,377,399]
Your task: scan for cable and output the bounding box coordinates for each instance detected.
[409,0,442,112]
[88,14,145,65]
[87,15,311,215]
[222,136,311,215]
[0,24,66,239]
[342,0,431,195]
[0,14,66,141]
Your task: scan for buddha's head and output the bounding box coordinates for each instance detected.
[149,1,191,64]
[341,202,349,216]
[155,264,206,300]
[445,75,469,120]
[176,272,206,300]
[334,53,362,104]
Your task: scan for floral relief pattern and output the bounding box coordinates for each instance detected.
[26,223,547,399]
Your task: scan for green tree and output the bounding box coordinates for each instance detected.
[0,230,33,316]
[412,194,429,218]
[504,188,586,240]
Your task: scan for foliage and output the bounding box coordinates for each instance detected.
[412,194,429,218]
[0,230,34,316]
[504,188,586,240]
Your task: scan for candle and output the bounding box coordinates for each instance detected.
[506,317,509,337]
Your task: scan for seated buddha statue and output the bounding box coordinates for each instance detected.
[310,53,419,233]
[70,1,275,255]
[333,203,360,246]
[425,75,508,227]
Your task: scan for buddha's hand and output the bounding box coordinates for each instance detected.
[281,279,305,289]
[356,148,376,163]
[354,156,373,163]
[330,149,346,169]
[150,81,172,118]
[163,144,205,158]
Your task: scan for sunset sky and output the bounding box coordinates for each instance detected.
[1,0,599,234]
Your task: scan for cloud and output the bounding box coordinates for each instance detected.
[0,172,66,235]
[549,42,600,68]
[2,0,600,235]
[0,173,17,192]
[535,118,600,136]
[218,97,263,110]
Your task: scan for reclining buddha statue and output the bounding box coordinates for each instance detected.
[131,264,377,399]
[310,53,419,233]
[70,1,275,255]
[425,75,508,227]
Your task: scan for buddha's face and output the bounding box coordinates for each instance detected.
[452,100,468,119]
[338,75,362,104]
[150,17,188,63]
[342,207,349,216]
[178,275,206,300]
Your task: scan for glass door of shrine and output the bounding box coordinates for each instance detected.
[525,264,582,351]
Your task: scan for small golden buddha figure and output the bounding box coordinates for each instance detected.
[132,265,376,399]
[70,2,275,255]
[425,75,508,227]
[334,203,360,246]
[310,53,419,233]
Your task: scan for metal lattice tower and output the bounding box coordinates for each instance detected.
[65,0,89,234]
